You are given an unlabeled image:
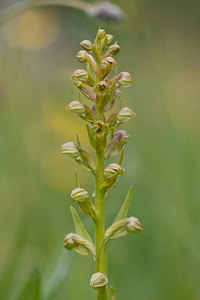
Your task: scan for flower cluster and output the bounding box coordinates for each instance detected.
[62,29,142,299]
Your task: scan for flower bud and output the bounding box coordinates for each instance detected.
[61,142,79,159]
[97,28,106,40]
[72,69,88,82]
[76,50,87,63]
[101,59,110,70]
[64,233,76,250]
[80,40,93,51]
[78,148,96,172]
[71,187,96,216]
[104,167,116,178]
[105,130,129,159]
[87,54,97,71]
[101,163,125,190]
[101,34,115,52]
[106,34,114,44]
[96,81,109,92]
[109,163,125,175]
[93,121,108,137]
[118,72,133,87]
[104,163,125,179]
[105,217,142,240]
[92,121,108,149]
[106,56,117,67]
[100,57,117,79]
[117,107,136,122]
[65,101,85,115]
[105,219,128,239]
[106,112,118,127]
[101,56,116,69]
[90,272,108,289]
[71,188,89,202]
[95,81,109,97]
[82,105,96,122]
[64,233,96,256]
[125,217,143,234]
[73,81,96,101]
[105,43,120,57]
[115,130,129,143]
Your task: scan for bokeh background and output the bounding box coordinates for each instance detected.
[0,0,199,299]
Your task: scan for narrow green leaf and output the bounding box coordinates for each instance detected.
[114,186,133,222]
[118,146,124,165]
[70,206,93,243]
[75,169,80,187]
[76,132,81,147]
[16,269,40,300]
[86,123,96,148]
[109,287,115,300]
[42,239,74,300]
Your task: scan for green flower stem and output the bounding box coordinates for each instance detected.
[95,150,105,260]
[62,29,140,300]
[95,107,107,300]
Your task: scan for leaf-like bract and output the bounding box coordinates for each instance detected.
[70,206,93,243]
[114,186,133,222]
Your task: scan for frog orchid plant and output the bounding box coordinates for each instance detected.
[62,29,143,300]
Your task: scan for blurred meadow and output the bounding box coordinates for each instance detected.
[0,0,200,299]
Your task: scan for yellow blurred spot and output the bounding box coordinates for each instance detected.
[41,151,75,191]
[42,103,89,146]
[2,8,61,50]
[22,102,91,191]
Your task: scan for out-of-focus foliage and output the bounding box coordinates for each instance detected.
[0,0,199,299]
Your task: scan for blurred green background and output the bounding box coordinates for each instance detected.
[0,0,199,299]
